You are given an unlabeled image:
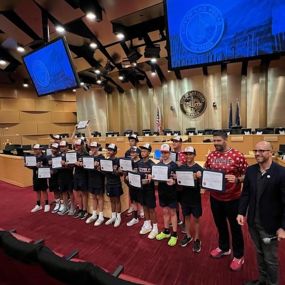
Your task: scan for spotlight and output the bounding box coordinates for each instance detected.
[0,59,7,66]
[55,25,65,34]
[150,58,157,63]
[151,71,156,76]
[96,79,102,84]
[116,33,125,40]
[89,42,98,49]
[80,82,85,86]
[94,69,101,74]
[86,12,96,21]
[23,83,29,88]
[72,89,76,92]
[118,75,124,81]
[132,62,137,67]
[16,46,25,53]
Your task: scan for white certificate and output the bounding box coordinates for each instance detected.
[83,157,94,169]
[25,156,37,167]
[46,148,52,156]
[170,152,177,162]
[52,157,62,169]
[176,171,195,187]
[100,159,113,172]
[202,170,225,192]
[76,120,89,129]
[128,172,142,188]
[152,165,169,181]
[119,159,133,172]
[65,152,77,164]
[38,167,51,178]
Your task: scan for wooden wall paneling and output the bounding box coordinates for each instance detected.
[51,112,77,123]
[0,111,20,123]
[19,111,51,122]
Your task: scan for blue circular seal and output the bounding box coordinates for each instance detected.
[31,60,50,88]
[180,4,224,54]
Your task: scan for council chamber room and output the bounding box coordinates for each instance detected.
[0,0,285,285]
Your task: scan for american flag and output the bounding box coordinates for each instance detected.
[155,106,162,134]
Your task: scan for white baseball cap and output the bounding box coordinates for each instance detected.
[90,141,100,148]
[184,146,196,154]
[172,136,182,142]
[107,143,117,151]
[51,143,59,149]
[160,144,171,152]
[33,144,41,149]
[59,141,67,147]
[74,139,83,146]
[140,143,152,152]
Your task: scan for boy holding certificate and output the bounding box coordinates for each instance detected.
[154,144,178,246]
[103,144,123,227]
[25,144,50,213]
[178,146,203,252]
[138,144,158,239]
[85,141,105,226]
[126,146,142,227]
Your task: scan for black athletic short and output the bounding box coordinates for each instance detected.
[88,186,104,195]
[58,180,73,192]
[141,189,156,209]
[106,185,123,197]
[49,175,59,192]
[73,177,88,191]
[182,204,202,218]
[33,178,48,192]
[129,187,141,203]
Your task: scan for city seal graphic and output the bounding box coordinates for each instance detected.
[180,4,224,54]
[180,90,207,118]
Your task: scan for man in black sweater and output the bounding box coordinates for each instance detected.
[237,141,285,285]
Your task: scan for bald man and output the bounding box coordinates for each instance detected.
[238,141,285,285]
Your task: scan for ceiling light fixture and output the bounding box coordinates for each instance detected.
[116,33,125,40]
[55,25,65,34]
[86,12,96,21]
[96,79,102,84]
[0,59,7,66]
[80,82,85,86]
[89,42,98,49]
[150,58,157,63]
[118,75,124,81]
[16,46,25,53]
[72,89,76,92]
[94,69,101,74]
[22,83,29,88]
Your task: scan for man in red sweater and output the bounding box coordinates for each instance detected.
[205,130,248,271]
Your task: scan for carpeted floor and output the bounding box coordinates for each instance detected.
[0,181,284,285]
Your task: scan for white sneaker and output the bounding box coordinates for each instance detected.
[94,217,104,226]
[31,205,42,213]
[105,216,116,225]
[148,228,158,239]
[44,205,50,212]
[127,218,139,227]
[114,217,121,228]
[68,207,76,216]
[140,225,152,235]
[52,203,60,213]
[58,206,69,215]
[86,215,97,224]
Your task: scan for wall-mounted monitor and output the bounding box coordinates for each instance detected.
[165,0,285,69]
[23,37,79,96]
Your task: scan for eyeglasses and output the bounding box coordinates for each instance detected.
[252,149,271,154]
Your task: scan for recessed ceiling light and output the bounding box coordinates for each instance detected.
[17,46,25,53]
[96,79,102,84]
[167,70,171,73]
[116,33,125,40]
[72,89,76,92]
[89,42,98,49]
[0,59,7,65]
[86,12,96,21]
[55,25,65,34]
[132,62,137,67]
[150,58,157,63]
[118,75,124,80]
[80,82,84,86]
[94,69,101,74]
[22,83,29,88]
[151,71,156,76]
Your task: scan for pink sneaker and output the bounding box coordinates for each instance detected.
[230,257,244,271]
[210,247,231,258]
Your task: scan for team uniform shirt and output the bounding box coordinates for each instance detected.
[204,148,248,201]
[177,163,204,206]
[46,153,61,191]
[125,148,141,159]
[57,152,74,186]
[73,151,89,191]
[138,159,155,191]
[103,157,121,186]
[87,154,105,190]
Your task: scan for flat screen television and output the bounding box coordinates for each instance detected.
[164,0,285,69]
[23,37,79,96]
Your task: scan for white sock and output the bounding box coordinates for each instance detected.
[152,223,158,231]
[111,212,116,219]
[92,210,97,217]
[116,212,121,219]
[146,220,151,228]
[99,212,103,219]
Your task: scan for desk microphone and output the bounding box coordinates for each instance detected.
[262,236,278,244]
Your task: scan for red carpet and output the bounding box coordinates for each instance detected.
[0,181,284,285]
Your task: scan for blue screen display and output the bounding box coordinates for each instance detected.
[23,38,79,96]
[165,0,285,69]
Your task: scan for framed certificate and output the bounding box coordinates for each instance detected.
[176,171,195,187]
[52,156,62,169]
[202,170,225,192]
[83,157,94,169]
[170,152,177,162]
[151,165,169,181]
[119,159,133,172]
[100,159,113,172]
[24,156,37,167]
[65,152,77,164]
[76,120,89,129]
[128,172,142,188]
[38,167,51,178]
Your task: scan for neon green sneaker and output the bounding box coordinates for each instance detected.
[168,236,178,247]
[156,231,171,240]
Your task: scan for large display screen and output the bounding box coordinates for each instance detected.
[23,37,79,96]
[165,0,285,69]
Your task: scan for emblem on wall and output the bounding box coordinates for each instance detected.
[180,90,207,118]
